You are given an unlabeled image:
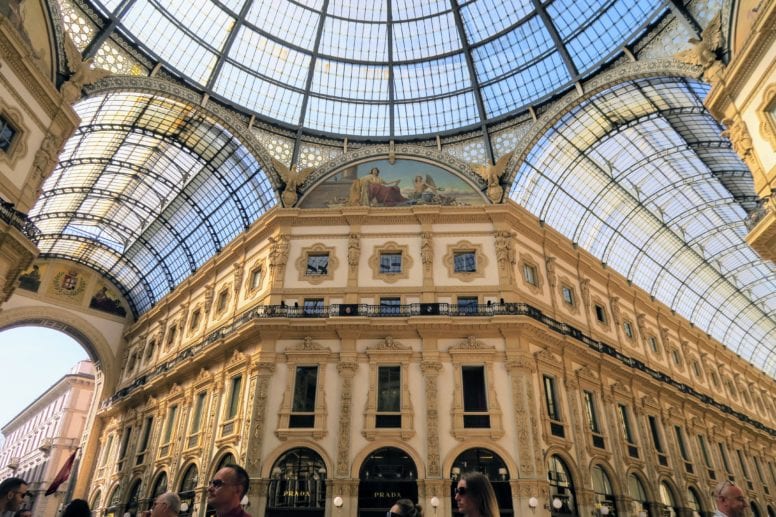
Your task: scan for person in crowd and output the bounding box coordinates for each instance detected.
[454,471,500,517]
[207,464,251,517]
[388,498,422,517]
[146,491,180,517]
[0,478,27,515]
[61,498,91,517]
[713,480,746,517]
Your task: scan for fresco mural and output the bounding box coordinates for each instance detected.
[89,284,127,317]
[17,264,42,292]
[299,159,487,208]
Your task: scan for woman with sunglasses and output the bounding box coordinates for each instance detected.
[454,472,500,517]
[388,498,422,517]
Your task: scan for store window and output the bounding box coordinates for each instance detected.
[547,456,576,516]
[266,448,327,517]
[450,448,513,516]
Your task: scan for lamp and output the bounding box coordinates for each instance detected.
[552,497,563,510]
[430,496,440,515]
[180,503,189,513]
[333,496,343,508]
[498,467,508,480]
[528,497,538,512]
[599,506,610,516]
[451,467,461,480]
[241,495,249,506]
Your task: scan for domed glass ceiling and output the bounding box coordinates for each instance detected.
[84,0,666,137]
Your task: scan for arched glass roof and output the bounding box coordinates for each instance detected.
[29,92,278,315]
[79,0,667,138]
[509,77,776,375]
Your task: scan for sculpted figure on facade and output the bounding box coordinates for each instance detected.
[347,234,360,271]
[420,232,433,269]
[269,234,289,268]
[61,35,111,104]
[495,231,516,271]
[674,12,724,84]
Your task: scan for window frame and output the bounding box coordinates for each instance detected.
[296,243,338,284]
[363,338,415,440]
[277,338,330,439]
[369,241,413,283]
[444,240,488,281]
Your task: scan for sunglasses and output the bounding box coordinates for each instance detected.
[208,479,230,488]
[454,486,467,496]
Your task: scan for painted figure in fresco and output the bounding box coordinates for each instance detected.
[410,175,438,202]
[349,167,406,206]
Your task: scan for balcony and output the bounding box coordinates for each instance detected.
[745,194,776,262]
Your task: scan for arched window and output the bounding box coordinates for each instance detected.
[628,474,650,516]
[659,482,678,517]
[266,448,326,517]
[178,464,198,517]
[91,490,102,517]
[751,502,763,517]
[686,487,703,516]
[105,486,122,517]
[450,448,514,516]
[548,455,576,516]
[152,472,168,499]
[216,453,236,472]
[591,465,616,515]
[125,479,142,517]
[359,447,417,517]
[766,505,775,517]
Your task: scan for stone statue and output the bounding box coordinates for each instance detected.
[674,13,724,84]
[61,34,111,104]
[472,152,513,203]
[273,159,314,207]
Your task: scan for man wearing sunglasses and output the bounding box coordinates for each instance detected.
[0,477,28,515]
[713,480,746,517]
[207,464,252,517]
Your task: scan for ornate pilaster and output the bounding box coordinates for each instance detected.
[506,354,540,478]
[245,362,276,474]
[268,233,289,288]
[335,360,358,477]
[495,230,516,284]
[420,360,442,477]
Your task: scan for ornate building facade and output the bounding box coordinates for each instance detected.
[0,0,774,517]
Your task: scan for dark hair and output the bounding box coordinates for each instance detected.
[0,478,26,498]
[224,464,249,498]
[393,498,422,517]
[62,499,91,517]
[460,471,500,517]
[14,510,32,517]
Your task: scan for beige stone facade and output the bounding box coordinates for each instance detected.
[0,361,95,517]
[85,204,776,517]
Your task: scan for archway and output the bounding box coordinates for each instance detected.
[591,465,617,515]
[90,489,102,517]
[449,448,514,516]
[104,485,121,517]
[178,464,199,517]
[358,447,418,517]
[548,455,577,516]
[265,447,327,517]
[150,472,168,502]
[627,473,651,517]
[752,502,763,517]
[659,482,679,517]
[686,486,704,517]
[125,478,142,517]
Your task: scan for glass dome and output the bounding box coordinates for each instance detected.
[83,0,666,138]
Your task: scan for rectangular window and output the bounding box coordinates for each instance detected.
[0,116,17,152]
[190,309,201,330]
[376,366,401,428]
[306,253,329,275]
[462,366,489,428]
[379,252,402,273]
[583,391,599,433]
[649,416,664,452]
[753,456,765,483]
[190,392,206,434]
[543,376,561,421]
[164,406,178,444]
[671,349,681,366]
[453,251,476,273]
[457,296,479,314]
[290,366,318,428]
[674,426,689,461]
[648,336,659,353]
[216,291,228,312]
[226,375,242,419]
[618,404,634,443]
[118,426,132,460]
[697,434,713,468]
[594,304,607,323]
[380,297,401,315]
[523,264,537,286]
[719,442,732,474]
[139,417,153,452]
[249,267,262,289]
[623,321,634,338]
[561,286,574,305]
[100,435,114,467]
[303,298,325,316]
[737,449,751,480]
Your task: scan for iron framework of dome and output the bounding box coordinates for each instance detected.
[69,0,667,139]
